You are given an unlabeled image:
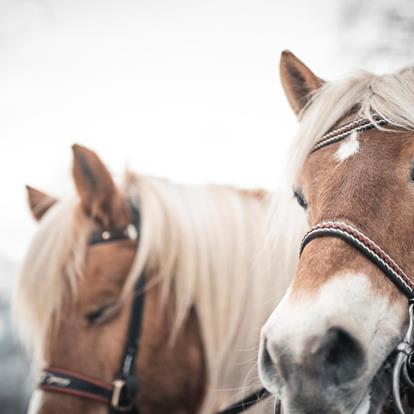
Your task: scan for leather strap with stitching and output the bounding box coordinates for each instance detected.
[300,221,414,298]
[312,115,387,153]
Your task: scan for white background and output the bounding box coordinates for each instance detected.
[0,0,405,263]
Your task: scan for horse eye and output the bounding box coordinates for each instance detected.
[86,302,118,325]
[411,164,414,182]
[293,190,308,210]
[87,307,106,324]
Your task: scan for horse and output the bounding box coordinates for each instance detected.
[14,144,292,414]
[259,50,414,414]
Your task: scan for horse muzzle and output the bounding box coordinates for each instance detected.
[259,325,369,414]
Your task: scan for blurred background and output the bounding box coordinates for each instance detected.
[1,0,414,411]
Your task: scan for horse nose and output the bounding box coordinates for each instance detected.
[259,327,365,391]
[307,327,365,385]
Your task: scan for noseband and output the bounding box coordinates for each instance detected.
[274,116,414,414]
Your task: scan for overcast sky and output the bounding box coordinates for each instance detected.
[1,0,400,262]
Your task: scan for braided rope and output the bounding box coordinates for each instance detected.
[300,221,414,298]
[312,116,387,152]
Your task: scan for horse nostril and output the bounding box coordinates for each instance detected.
[309,327,365,385]
[260,337,276,371]
[264,338,276,363]
[259,337,282,392]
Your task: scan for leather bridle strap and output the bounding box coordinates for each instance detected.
[300,221,414,298]
[110,273,146,414]
[39,368,113,404]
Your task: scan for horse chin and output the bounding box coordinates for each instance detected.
[353,362,393,414]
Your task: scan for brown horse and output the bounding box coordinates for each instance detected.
[259,51,414,413]
[14,144,290,413]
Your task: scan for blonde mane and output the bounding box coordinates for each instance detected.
[14,172,290,412]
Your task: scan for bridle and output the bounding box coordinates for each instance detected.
[35,202,271,413]
[38,204,144,413]
[274,115,414,414]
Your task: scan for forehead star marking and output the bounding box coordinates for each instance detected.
[334,131,360,162]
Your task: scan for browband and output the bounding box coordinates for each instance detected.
[312,115,387,152]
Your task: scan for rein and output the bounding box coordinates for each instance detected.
[36,202,270,413]
[273,115,414,414]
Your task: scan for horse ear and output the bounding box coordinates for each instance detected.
[280,50,324,116]
[26,186,58,221]
[72,144,119,227]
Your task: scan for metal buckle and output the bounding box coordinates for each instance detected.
[111,379,134,412]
